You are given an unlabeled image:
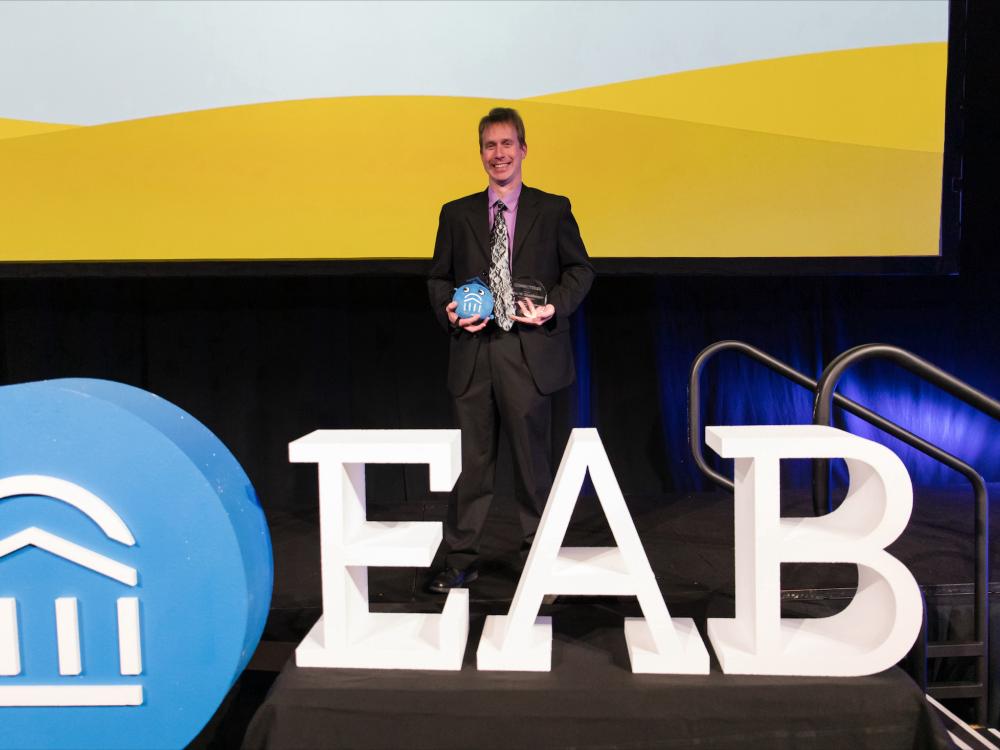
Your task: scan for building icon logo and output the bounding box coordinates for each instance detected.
[452,279,495,320]
[0,379,273,750]
[0,475,143,707]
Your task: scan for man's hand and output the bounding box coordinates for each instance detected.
[511,299,555,326]
[447,301,489,333]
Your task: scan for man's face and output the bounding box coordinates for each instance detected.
[480,122,526,188]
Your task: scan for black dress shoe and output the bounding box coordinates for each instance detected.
[427,567,479,593]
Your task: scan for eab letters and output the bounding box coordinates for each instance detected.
[290,426,920,676]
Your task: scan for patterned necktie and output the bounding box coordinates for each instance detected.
[488,200,515,331]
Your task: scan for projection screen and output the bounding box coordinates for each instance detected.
[0,1,958,271]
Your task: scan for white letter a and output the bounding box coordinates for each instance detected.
[476,428,709,673]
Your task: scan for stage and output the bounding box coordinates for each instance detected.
[243,614,952,750]
[261,484,1000,641]
[208,483,1000,748]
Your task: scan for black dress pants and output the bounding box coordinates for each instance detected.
[445,328,552,570]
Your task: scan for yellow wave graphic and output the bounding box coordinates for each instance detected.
[0,117,79,140]
[0,70,942,261]
[531,43,946,153]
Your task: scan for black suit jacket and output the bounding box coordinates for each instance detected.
[428,186,594,396]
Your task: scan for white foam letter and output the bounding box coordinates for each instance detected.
[290,430,467,670]
[477,428,709,673]
[705,425,922,676]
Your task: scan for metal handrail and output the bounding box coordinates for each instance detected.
[689,341,819,491]
[813,343,1000,511]
[689,340,996,724]
[689,342,979,500]
[812,343,999,725]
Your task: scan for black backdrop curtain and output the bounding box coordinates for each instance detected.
[0,2,998,523]
[0,265,996,522]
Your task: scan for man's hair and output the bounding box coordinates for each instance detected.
[478,107,526,149]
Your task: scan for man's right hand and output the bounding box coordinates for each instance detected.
[447,301,489,333]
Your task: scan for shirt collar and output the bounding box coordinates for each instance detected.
[487,183,522,212]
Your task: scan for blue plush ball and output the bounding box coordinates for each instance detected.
[452,280,494,320]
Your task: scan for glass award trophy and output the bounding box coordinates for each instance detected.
[512,277,548,308]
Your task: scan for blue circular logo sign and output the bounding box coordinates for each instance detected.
[0,379,273,749]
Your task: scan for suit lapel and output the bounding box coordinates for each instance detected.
[463,190,491,270]
[512,185,539,265]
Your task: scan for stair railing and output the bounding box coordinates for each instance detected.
[689,340,996,724]
[812,343,1000,724]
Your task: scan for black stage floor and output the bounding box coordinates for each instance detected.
[242,615,953,750]
[194,485,999,748]
[263,485,999,638]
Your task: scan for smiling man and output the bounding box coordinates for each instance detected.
[426,107,594,592]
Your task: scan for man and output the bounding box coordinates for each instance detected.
[426,107,594,592]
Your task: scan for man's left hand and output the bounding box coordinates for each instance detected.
[511,299,555,326]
